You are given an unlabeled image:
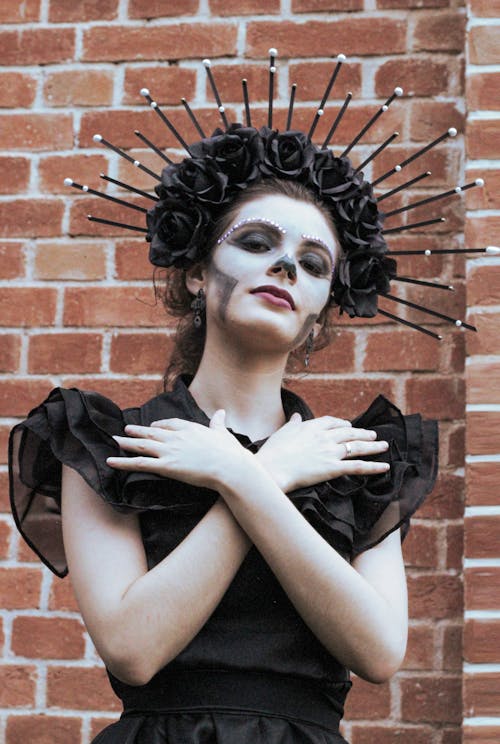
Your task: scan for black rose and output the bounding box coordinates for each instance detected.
[146,199,210,269]
[332,254,396,318]
[190,124,264,189]
[334,182,385,252]
[310,151,362,201]
[158,157,228,205]
[260,129,316,179]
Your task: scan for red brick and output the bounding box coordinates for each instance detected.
[0,28,75,65]
[0,334,21,373]
[204,62,276,104]
[350,726,435,744]
[418,473,464,519]
[446,423,465,470]
[467,264,500,306]
[466,170,500,210]
[69,193,150,238]
[445,524,463,571]
[79,107,229,150]
[124,66,196,106]
[408,574,462,620]
[466,462,500,506]
[293,0,363,9]
[0,567,42,609]
[0,288,57,327]
[402,624,435,670]
[373,144,461,188]
[409,102,464,141]
[44,70,114,107]
[83,24,237,63]
[17,538,40,564]
[28,333,103,374]
[469,0,500,16]
[39,154,109,195]
[60,377,161,410]
[464,619,500,663]
[463,726,500,744]
[468,73,500,112]
[246,19,407,58]
[464,674,500,718]
[0,425,10,465]
[0,666,37,707]
[289,61,362,101]
[465,516,500,559]
[0,73,36,108]
[469,25,500,65]
[467,119,500,160]
[0,157,30,195]
[405,376,464,420]
[90,718,120,740]
[442,623,463,671]
[0,520,11,560]
[467,217,500,255]
[6,715,82,744]
[286,378,395,419]
[288,329,356,374]
[12,617,86,659]
[413,11,466,53]
[49,578,80,612]
[467,412,500,456]
[49,0,118,21]
[110,332,173,374]
[0,379,54,417]
[210,0,280,13]
[34,241,107,280]
[467,361,500,404]
[0,114,73,152]
[465,567,500,611]
[129,0,199,16]
[344,676,391,719]
[0,471,9,511]
[375,59,453,98]
[115,238,153,280]
[403,523,440,568]
[364,330,438,372]
[64,286,166,327]
[400,675,462,723]
[47,666,121,711]
[0,0,40,22]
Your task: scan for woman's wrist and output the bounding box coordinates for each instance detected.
[253,450,290,493]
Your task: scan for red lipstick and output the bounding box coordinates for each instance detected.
[250,285,295,310]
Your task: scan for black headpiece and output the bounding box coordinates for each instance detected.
[65,49,498,340]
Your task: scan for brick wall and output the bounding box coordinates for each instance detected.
[0,1,476,742]
[463,1,500,742]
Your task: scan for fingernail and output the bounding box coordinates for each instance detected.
[150,421,158,426]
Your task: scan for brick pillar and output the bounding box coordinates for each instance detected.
[463,1,500,741]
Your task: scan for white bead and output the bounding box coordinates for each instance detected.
[140,88,150,97]
[475,178,485,187]
[268,47,278,56]
[394,87,403,96]
[64,178,73,186]
[425,249,431,256]
[93,134,102,142]
[395,165,402,172]
[133,160,140,166]
[83,185,88,192]
[448,127,458,137]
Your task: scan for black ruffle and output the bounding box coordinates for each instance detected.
[9,387,437,577]
[289,395,438,558]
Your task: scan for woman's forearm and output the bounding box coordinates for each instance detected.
[217,455,408,682]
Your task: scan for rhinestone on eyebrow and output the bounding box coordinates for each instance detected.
[216,217,287,245]
[301,233,335,260]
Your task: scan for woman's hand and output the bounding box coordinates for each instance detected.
[255,414,390,492]
[107,410,252,491]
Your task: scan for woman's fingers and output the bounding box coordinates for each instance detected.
[112,434,163,457]
[338,439,389,459]
[340,460,391,474]
[106,455,160,471]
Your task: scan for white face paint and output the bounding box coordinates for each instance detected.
[204,193,340,353]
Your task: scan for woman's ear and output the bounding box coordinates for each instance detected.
[184,261,207,297]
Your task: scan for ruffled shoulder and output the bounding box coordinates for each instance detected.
[288,396,438,560]
[8,386,210,578]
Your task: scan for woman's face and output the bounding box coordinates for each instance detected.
[202,193,340,354]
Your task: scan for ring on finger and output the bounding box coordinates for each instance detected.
[343,442,352,457]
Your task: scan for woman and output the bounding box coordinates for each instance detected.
[9,102,439,742]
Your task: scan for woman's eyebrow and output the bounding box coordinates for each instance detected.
[301,234,335,261]
[216,217,287,245]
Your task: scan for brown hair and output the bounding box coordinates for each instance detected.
[158,178,339,389]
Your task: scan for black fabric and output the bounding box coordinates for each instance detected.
[8,376,438,744]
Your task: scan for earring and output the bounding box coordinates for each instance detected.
[304,330,314,368]
[191,288,206,328]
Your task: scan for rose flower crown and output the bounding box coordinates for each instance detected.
[65,49,498,340]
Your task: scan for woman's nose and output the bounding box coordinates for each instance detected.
[267,255,297,281]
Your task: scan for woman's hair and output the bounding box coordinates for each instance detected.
[158,178,339,389]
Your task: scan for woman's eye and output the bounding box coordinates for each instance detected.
[237,236,272,252]
[301,255,329,276]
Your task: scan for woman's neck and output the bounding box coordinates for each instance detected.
[188,343,289,441]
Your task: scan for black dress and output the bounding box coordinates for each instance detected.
[9,376,438,744]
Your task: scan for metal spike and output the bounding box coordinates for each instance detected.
[378,308,442,339]
[383,292,477,331]
[286,83,297,131]
[321,92,352,149]
[87,215,149,233]
[268,48,277,129]
[134,130,173,164]
[203,59,229,129]
[341,87,403,158]
[308,53,346,140]
[99,173,158,202]
[377,171,432,202]
[354,132,399,174]
[93,134,162,181]
[64,178,147,213]
[383,179,485,219]
[181,98,207,139]
[373,127,457,186]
